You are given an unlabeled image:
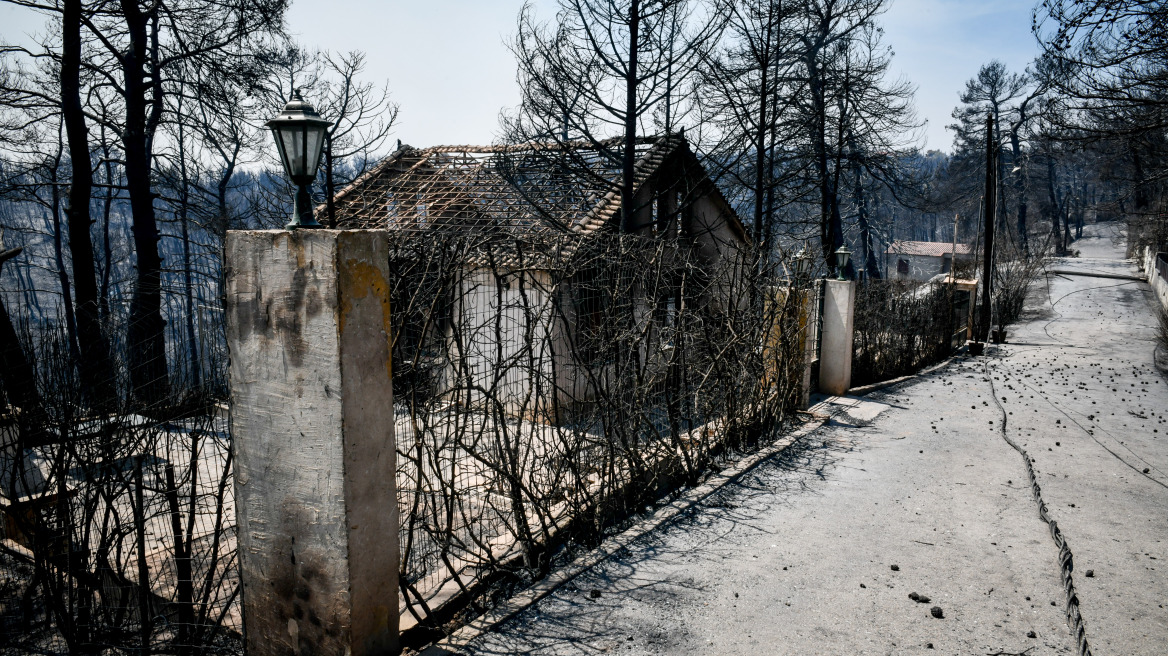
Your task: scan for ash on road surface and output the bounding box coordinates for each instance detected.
[454,224,1168,655]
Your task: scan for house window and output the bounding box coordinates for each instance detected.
[897,259,909,275]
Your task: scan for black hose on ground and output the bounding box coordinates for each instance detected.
[984,359,1092,656]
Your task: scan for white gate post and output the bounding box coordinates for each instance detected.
[818,279,856,396]
[226,230,398,656]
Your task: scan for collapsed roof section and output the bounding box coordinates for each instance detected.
[332,134,703,237]
[886,240,974,257]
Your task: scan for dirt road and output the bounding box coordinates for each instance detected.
[455,224,1168,655]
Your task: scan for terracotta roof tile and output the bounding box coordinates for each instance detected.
[886,240,972,257]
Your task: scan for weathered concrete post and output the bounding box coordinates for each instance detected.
[818,279,856,396]
[800,283,817,408]
[225,230,398,656]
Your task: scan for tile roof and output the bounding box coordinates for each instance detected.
[329,134,746,244]
[886,240,973,257]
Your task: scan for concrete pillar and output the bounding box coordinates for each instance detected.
[226,230,398,656]
[800,284,816,408]
[818,279,855,396]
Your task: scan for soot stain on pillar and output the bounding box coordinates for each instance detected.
[263,502,347,656]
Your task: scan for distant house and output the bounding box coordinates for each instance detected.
[330,134,749,421]
[886,240,973,282]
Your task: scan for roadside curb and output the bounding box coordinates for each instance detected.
[847,350,967,397]
[421,413,830,655]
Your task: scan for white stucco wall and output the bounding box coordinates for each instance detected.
[887,253,949,281]
[1142,247,1168,312]
[444,268,558,420]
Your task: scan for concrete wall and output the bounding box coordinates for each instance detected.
[1142,247,1168,313]
[226,230,399,656]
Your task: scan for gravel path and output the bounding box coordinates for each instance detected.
[455,224,1168,655]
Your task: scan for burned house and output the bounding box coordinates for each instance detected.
[886,240,974,282]
[330,134,749,422]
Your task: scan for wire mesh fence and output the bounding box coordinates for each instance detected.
[0,324,241,656]
[850,279,964,388]
[386,231,807,632]
[2,132,815,653]
[3,230,809,653]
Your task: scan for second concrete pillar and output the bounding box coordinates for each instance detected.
[818,279,856,396]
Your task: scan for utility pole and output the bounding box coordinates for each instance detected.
[976,113,996,344]
[949,213,959,283]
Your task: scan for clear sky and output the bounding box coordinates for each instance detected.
[1,0,1042,154]
[282,0,1040,153]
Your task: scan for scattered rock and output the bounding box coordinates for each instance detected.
[1085,570,1094,578]
[1144,468,1150,474]
[860,583,866,588]
[930,606,944,619]
[1027,630,1037,639]
[891,564,900,571]
[926,642,934,649]
[909,592,919,601]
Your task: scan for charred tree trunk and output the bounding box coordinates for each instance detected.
[808,51,842,269]
[1132,148,1149,214]
[1046,150,1062,255]
[121,0,169,407]
[63,0,116,406]
[99,144,116,320]
[620,0,641,234]
[751,19,771,250]
[993,109,1009,238]
[855,166,880,279]
[176,115,201,392]
[49,166,80,362]
[1009,128,1028,256]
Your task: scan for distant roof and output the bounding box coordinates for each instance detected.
[330,134,746,244]
[886,240,973,257]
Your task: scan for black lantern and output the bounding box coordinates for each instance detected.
[793,247,812,280]
[834,244,852,280]
[267,91,332,229]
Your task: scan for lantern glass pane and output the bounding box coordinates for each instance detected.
[305,127,325,178]
[282,124,307,178]
[271,127,292,177]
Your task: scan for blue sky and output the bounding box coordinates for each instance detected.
[283,0,1040,152]
[1,0,1041,153]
